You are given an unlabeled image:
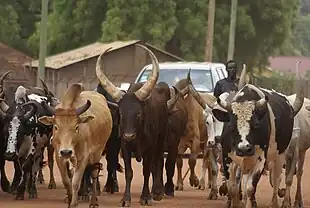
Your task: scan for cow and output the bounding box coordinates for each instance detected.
[95,83,123,194]
[174,72,215,192]
[2,82,59,199]
[38,83,113,208]
[95,44,180,207]
[274,94,310,208]
[0,71,12,193]
[192,65,247,199]
[211,64,304,207]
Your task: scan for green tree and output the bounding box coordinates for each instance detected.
[28,0,107,57]
[101,0,178,48]
[0,2,21,49]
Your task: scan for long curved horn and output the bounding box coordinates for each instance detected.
[246,85,268,110]
[0,71,12,97]
[187,69,216,109]
[39,78,51,96]
[292,61,304,116]
[167,86,180,111]
[76,100,91,116]
[42,101,56,115]
[134,44,159,101]
[22,102,37,121]
[238,64,246,90]
[96,47,125,102]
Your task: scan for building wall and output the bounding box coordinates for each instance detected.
[39,45,182,98]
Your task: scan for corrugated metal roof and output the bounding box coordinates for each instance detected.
[24,40,141,69]
[24,40,184,70]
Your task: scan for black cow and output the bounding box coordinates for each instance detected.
[212,78,304,207]
[95,83,123,194]
[1,84,58,199]
[95,44,180,207]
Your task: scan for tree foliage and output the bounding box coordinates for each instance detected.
[0,0,305,69]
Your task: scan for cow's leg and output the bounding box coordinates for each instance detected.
[242,156,265,208]
[281,140,298,208]
[164,134,179,196]
[139,154,152,206]
[16,170,30,200]
[270,154,285,208]
[120,143,133,207]
[207,148,218,200]
[47,143,56,189]
[78,169,90,201]
[189,138,199,187]
[227,162,239,208]
[0,158,10,193]
[28,155,42,199]
[152,141,165,201]
[175,145,186,191]
[56,158,72,204]
[10,161,22,194]
[37,150,45,184]
[294,151,305,208]
[69,160,88,208]
[89,163,101,208]
[198,148,208,190]
[104,133,120,194]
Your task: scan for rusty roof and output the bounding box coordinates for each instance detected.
[24,40,184,70]
[268,56,310,76]
[0,42,33,71]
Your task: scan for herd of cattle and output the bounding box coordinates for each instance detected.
[0,44,309,208]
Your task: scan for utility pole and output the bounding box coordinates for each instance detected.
[37,0,48,87]
[227,0,238,61]
[205,0,216,62]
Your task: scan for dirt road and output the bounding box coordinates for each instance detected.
[1,153,310,208]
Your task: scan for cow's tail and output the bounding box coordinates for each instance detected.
[117,162,124,173]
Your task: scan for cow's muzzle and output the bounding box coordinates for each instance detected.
[60,149,73,158]
[4,152,17,161]
[122,133,136,141]
[236,144,255,157]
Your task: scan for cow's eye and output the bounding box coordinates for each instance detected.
[54,125,58,131]
[75,125,79,132]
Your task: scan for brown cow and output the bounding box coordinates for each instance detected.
[38,83,113,208]
[95,44,180,207]
[174,72,215,192]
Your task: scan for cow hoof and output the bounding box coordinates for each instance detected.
[164,183,174,197]
[207,189,218,200]
[103,184,119,194]
[15,193,25,200]
[152,192,164,201]
[28,191,38,199]
[89,203,99,208]
[48,181,57,189]
[293,200,303,208]
[140,198,152,206]
[119,199,131,207]
[189,175,199,187]
[278,188,286,198]
[219,183,228,196]
[197,179,205,190]
[175,184,183,191]
[78,195,90,202]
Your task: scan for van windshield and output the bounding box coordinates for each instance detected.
[137,69,214,92]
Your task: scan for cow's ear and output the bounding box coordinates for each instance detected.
[212,109,230,122]
[306,106,310,111]
[79,115,95,124]
[38,116,55,125]
[107,101,120,125]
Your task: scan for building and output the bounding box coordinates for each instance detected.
[268,56,310,76]
[24,40,184,98]
[0,42,34,103]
